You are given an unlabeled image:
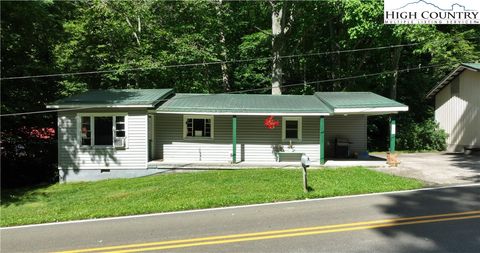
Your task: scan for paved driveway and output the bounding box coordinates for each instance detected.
[374,152,480,186]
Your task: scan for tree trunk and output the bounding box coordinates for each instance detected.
[390,47,402,100]
[125,16,141,46]
[271,1,287,95]
[215,0,230,91]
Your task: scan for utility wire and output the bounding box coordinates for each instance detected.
[0,63,451,117]
[0,43,421,81]
[2,34,478,81]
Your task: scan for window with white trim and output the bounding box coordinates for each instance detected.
[79,114,127,147]
[282,117,302,141]
[184,115,213,138]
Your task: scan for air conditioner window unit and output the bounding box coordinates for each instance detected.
[114,137,126,148]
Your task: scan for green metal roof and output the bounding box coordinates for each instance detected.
[156,93,332,115]
[426,63,480,98]
[315,92,408,112]
[48,89,408,115]
[463,63,480,70]
[48,89,174,108]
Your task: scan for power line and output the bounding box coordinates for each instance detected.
[0,106,108,117]
[0,43,421,81]
[229,63,449,92]
[0,63,451,117]
[2,34,478,81]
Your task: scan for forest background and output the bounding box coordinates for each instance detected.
[1,0,479,187]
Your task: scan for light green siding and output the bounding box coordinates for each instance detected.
[57,109,149,175]
[324,115,368,158]
[154,114,368,163]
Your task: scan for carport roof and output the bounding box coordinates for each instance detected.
[315,92,408,114]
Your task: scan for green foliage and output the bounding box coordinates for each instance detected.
[1,0,67,119]
[234,31,271,90]
[1,168,423,226]
[397,119,448,151]
[1,133,58,188]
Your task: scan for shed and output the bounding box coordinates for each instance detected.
[426,63,480,152]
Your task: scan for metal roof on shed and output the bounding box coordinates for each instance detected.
[426,63,480,99]
[47,89,174,108]
[155,93,332,115]
[463,63,480,69]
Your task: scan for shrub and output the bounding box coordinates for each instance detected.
[397,119,448,151]
[1,129,58,189]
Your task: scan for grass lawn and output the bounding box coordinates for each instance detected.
[1,167,423,227]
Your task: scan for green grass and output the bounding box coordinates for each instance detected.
[1,167,423,227]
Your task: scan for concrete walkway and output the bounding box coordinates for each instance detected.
[148,153,480,186]
[373,152,480,186]
[148,157,386,170]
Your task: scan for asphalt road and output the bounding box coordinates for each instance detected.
[2,184,480,253]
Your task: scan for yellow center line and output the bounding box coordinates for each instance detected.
[105,214,480,253]
[55,210,480,253]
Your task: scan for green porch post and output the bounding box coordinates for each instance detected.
[320,116,325,165]
[232,115,237,163]
[389,116,396,153]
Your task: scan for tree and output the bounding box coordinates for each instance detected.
[270,0,292,95]
[1,0,72,187]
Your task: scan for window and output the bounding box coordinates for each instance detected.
[81,117,91,145]
[184,115,213,138]
[115,116,126,137]
[94,117,113,145]
[78,114,127,147]
[282,117,302,141]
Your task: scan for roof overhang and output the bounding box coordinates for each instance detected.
[46,89,174,109]
[153,111,330,116]
[426,64,479,99]
[332,106,409,114]
[46,104,154,109]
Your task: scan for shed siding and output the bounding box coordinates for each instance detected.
[154,114,367,162]
[435,71,480,151]
[58,110,148,171]
[325,115,368,157]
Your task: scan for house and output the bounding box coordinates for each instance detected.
[426,63,480,152]
[47,89,408,182]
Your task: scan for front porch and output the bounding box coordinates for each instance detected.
[148,92,405,166]
[148,113,397,166]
